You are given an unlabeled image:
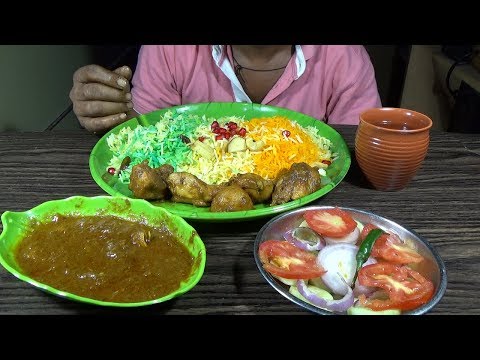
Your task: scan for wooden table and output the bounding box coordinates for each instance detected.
[0,126,479,315]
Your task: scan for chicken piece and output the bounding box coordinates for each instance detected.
[271,162,322,206]
[273,168,289,185]
[228,173,274,204]
[167,172,224,207]
[210,185,255,212]
[156,164,174,182]
[131,230,151,247]
[129,162,169,200]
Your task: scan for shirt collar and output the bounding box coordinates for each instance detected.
[212,45,308,79]
[299,45,315,61]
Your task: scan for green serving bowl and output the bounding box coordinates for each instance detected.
[89,102,351,222]
[0,196,206,307]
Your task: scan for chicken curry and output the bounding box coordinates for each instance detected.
[14,215,194,303]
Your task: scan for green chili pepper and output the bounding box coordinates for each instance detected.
[352,228,385,285]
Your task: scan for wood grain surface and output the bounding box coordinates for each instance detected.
[0,127,478,315]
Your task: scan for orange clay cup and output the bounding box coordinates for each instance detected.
[355,107,433,191]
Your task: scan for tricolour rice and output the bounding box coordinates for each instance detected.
[106,112,335,185]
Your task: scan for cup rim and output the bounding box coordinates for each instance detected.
[360,107,433,133]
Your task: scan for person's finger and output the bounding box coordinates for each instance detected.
[113,66,132,93]
[73,64,129,90]
[78,113,128,133]
[70,82,131,102]
[114,66,132,81]
[73,100,133,117]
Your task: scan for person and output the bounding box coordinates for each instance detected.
[70,45,381,134]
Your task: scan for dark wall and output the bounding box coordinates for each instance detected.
[1,45,94,131]
[365,45,410,107]
[89,45,142,72]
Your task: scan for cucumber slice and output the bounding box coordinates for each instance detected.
[272,274,297,286]
[347,306,401,315]
[308,276,330,291]
[289,284,334,308]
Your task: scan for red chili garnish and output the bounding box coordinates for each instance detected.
[211,121,220,130]
[282,130,291,137]
[107,167,116,175]
[224,132,231,140]
[215,134,224,141]
[322,160,332,165]
[198,136,206,142]
[230,128,237,135]
[238,128,247,137]
[219,128,227,134]
[213,128,221,134]
[228,123,238,130]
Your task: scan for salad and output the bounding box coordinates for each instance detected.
[258,207,435,315]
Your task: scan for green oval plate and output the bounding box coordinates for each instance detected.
[0,196,206,307]
[89,102,351,221]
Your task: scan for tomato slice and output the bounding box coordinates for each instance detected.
[304,208,357,238]
[372,233,424,264]
[358,263,434,311]
[359,223,381,243]
[258,240,325,279]
[360,224,423,264]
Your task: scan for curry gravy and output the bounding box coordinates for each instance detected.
[14,215,194,303]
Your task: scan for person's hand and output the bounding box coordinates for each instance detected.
[70,65,133,133]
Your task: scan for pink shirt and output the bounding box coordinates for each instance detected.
[131,45,381,125]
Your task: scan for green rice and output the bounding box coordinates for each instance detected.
[106,110,210,183]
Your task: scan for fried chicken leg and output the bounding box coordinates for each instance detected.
[210,185,255,212]
[228,173,274,204]
[166,172,225,207]
[271,162,322,206]
[129,162,171,200]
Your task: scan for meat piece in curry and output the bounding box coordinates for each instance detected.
[210,185,255,212]
[227,173,274,204]
[271,162,322,206]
